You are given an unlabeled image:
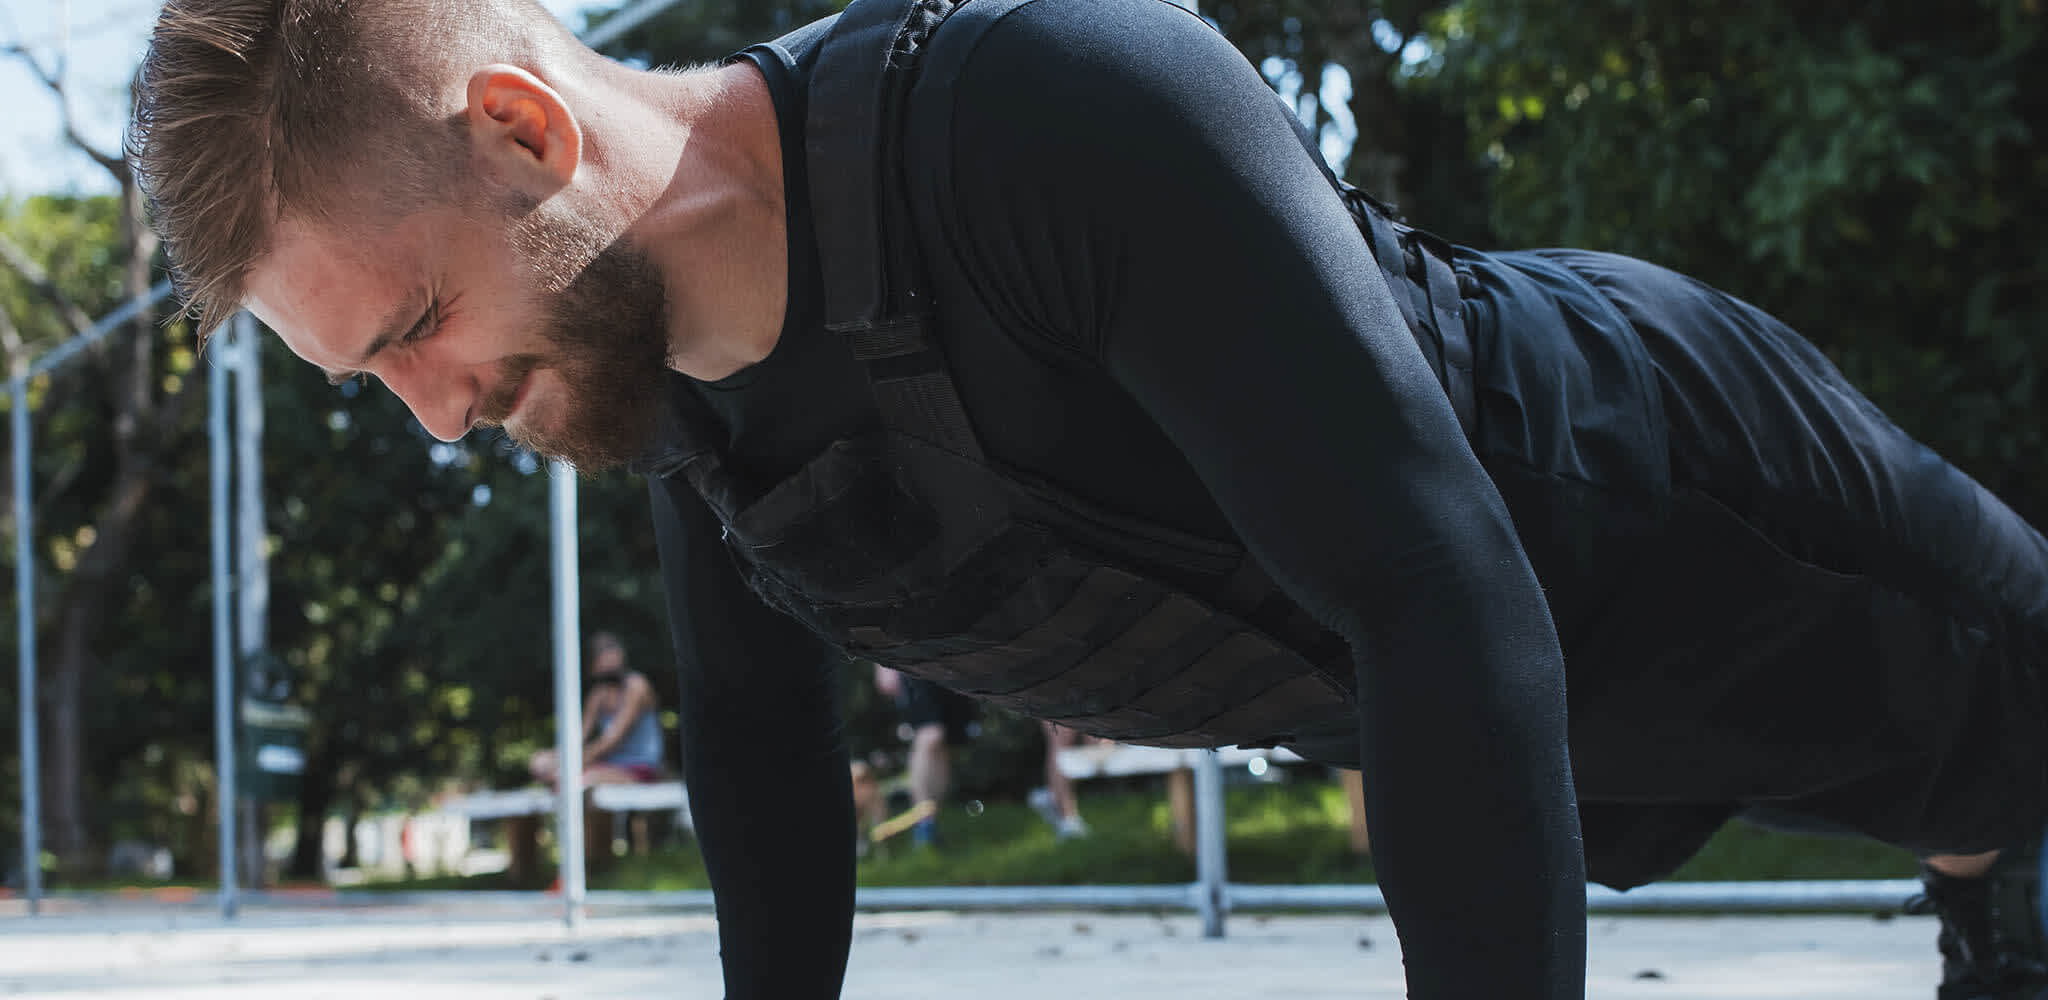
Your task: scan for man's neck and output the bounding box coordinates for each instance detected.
[618,60,789,383]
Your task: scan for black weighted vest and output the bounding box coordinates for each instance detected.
[649,0,1479,753]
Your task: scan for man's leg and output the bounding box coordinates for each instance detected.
[1034,721,1089,840]
[1542,248,2048,999]
[1930,853,2004,879]
[577,763,651,868]
[1911,846,2048,1000]
[894,677,976,847]
[582,763,646,786]
[907,722,951,807]
[906,723,949,846]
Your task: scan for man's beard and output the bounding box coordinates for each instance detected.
[479,203,673,472]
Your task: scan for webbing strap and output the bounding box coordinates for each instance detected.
[1346,188,1426,342]
[874,373,982,457]
[1405,229,1478,436]
[1339,185,1477,437]
[1342,180,1479,440]
[806,0,923,328]
[845,319,928,360]
[805,0,985,459]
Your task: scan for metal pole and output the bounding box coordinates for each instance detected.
[3,272,184,921]
[24,280,176,380]
[231,315,269,888]
[574,0,682,50]
[233,314,267,664]
[549,462,585,927]
[1193,749,1228,938]
[12,377,41,915]
[209,323,240,919]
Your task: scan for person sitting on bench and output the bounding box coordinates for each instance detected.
[530,631,663,786]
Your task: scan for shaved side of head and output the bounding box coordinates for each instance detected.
[130,0,593,335]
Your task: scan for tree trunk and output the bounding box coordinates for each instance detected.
[339,800,362,870]
[39,622,93,875]
[287,740,339,880]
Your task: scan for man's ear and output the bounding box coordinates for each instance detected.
[464,65,581,196]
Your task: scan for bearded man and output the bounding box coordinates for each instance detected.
[130,0,2048,998]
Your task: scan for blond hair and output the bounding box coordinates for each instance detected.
[128,0,575,335]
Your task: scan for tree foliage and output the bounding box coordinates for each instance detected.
[578,0,846,65]
[1443,0,2047,521]
[0,192,208,879]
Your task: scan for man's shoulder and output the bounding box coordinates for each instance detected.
[747,11,837,70]
[788,0,1182,95]
[781,0,1208,183]
[907,0,1244,160]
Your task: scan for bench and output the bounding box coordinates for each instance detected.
[1055,744,1369,856]
[445,781,692,880]
[446,782,692,826]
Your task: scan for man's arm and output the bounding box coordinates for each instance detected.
[920,1,1586,994]
[647,472,854,999]
[579,691,603,746]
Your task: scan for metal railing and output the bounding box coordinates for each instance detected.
[10,279,179,915]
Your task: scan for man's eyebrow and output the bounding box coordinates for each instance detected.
[323,295,428,386]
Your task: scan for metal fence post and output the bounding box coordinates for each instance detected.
[549,462,585,927]
[233,313,268,671]
[6,282,180,915]
[231,315,271,888]
[1194,749,1228,937]
[12,376,40,915]
[209,322,240,919]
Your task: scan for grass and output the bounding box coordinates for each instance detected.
[361,776,1922,893]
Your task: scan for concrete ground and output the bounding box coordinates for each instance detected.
[0,902,1943,999]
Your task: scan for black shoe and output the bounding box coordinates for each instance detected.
[1905,852,2048,1000]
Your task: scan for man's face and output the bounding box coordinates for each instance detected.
[246,194,673,471]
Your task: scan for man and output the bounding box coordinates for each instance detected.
[528,631,664,786]
[871,662,979,847]
[128,1,2048,998]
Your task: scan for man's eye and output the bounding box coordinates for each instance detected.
[404,303,442,345]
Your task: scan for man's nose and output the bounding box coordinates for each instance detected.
[380,361,476,443]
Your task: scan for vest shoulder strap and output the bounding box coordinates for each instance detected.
[805,0,958,331]
[804,0,994,458]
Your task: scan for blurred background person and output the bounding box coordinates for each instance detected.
[530,631,663,787]
[873,663,978,847]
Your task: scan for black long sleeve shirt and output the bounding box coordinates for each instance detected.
[647,1,1586,996]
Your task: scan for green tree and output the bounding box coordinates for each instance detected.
[256,333,675,877]
[577,0,847,65]
[0,189,204,880]
[258,348,487,879]
[1445,0,2047,520]
[0,17,208,876]
[1207,2,1467,226]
